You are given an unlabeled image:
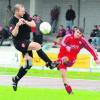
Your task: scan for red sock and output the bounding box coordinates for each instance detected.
[64,84,72,94]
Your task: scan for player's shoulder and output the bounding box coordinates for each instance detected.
[9,16,17,24]
[23,12,32,21]
[62,35,70,41]
[10,16,16,21]
[64,34,72,38]
[80,36,86,41]
[80,36,88,44]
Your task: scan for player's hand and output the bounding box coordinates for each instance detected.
[95,59,100,65]
[16,18,25,27]
[24,20,28,24]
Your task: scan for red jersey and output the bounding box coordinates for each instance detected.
[31,27,36,32]
[58,34,98,62]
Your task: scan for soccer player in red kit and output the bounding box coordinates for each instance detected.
[57,28,100,94]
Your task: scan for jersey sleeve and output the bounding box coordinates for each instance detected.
[9,18,16,33]
[81,37,98,60]
[61,35,70,47]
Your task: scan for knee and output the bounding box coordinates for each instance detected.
[23,60,32,71]
[24,54,32,61]
[23,56,33,71]
[23,65,32,71]
[36,43,41,50]
[32,42,41,50]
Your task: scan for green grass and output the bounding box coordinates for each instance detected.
[0,67,100,80]
[0,86,100,100]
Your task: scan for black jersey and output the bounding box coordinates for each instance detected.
[9,13,32,41]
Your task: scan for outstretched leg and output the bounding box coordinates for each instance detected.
[28,42,58,69]
[60,68,73,94]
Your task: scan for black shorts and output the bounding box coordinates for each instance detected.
[33,33,43,45]
[13,40,33,57]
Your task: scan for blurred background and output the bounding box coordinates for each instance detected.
[0,1,100,100]
[0,0,100,71]
[0,0,100,33]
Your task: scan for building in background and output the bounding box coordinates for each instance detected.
[0,0,100,35]
[0,0,30,26]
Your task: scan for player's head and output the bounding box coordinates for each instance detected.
[14,4,25,17]
[73,26,78,30]
[33,14,40,22]
[33,14,38,19]
[74,28,84,38]
[94,25,98,29]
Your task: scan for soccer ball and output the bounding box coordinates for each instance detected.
[40,22,51,35]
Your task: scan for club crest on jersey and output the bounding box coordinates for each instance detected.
[21,43,26,48]
[70,45,79,49]
[79,41,82,45]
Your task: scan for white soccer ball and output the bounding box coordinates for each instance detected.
[40,22,51,35]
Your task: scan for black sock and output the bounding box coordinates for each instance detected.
[37,49,52,63]
[64,83,68,87]
[15,59,32,82]
[16,67,27,82]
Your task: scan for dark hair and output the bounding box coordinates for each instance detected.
[94,25,98,28]
[74,26,78,29]
[23,11,30,19]
[33,14,39,17]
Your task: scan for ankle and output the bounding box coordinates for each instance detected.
[64,83,68,87]
[15,76,19,82]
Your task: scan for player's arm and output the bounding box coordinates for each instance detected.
[10,19,24,37]
[61,35,71,51]
[24,20,36,28]
[61,35,69,46]
[82,37,98,61]
[11,25,19,37]
[23,12,36,28]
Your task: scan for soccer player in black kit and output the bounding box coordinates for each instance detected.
[9,4,58,91]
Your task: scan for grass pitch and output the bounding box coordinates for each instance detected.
[0,86,100,100]
[0,67,100,80]
[0,67,100,100]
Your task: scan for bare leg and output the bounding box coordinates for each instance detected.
[28,42,41,51]
[60,69,67,85]
[59,68,73,94]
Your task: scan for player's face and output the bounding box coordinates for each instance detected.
[74,28,78,31]
[17,7,25,17]
[36,16,40,21]
[74,29,82,38]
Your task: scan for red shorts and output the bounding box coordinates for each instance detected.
[58,46,77,60]
[58,61,75,70]
[58,46,76,70]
